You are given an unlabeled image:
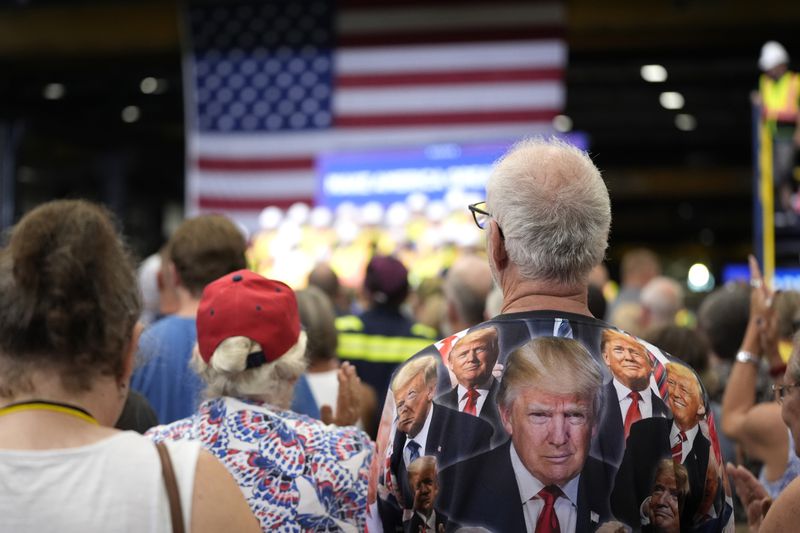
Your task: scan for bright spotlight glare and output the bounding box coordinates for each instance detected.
[675,113,697,131]
[121,105,141,123]
[553,114,573,133]
[687,263,713,292]
[659,91,685,110]
[641,64,668,82]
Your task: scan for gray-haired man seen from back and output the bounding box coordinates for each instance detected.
[369,137,733,533]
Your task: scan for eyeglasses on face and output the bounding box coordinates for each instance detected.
[468,202,491,230]
[772,382,800,404]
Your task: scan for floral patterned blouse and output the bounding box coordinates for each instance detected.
[147,396,373,532]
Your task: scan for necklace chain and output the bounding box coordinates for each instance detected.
[0,400,98,425]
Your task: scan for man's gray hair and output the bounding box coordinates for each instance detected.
[641,276,684,326]
[497,336,605,421]
[487,137,611,286]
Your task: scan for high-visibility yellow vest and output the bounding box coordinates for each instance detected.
[335,315,437,364]
[760,71,800,129]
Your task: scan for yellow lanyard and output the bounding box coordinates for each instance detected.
[0,400,98,425]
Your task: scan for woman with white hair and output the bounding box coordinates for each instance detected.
[147,269,373,532]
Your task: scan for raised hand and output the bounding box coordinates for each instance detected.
[726,462,772,533]
[320,362,362,426]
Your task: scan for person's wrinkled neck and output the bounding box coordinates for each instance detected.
[498,265,591,317]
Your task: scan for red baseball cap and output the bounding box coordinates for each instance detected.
[196,269,301,366]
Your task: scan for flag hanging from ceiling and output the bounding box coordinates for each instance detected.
[184,0,566,231]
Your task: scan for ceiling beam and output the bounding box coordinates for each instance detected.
[0,3,179,57]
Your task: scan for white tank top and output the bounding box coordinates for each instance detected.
[306,370,367,430]
[306,369,340,413]
[0,431,199,533]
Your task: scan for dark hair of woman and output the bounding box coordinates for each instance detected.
[0,200,141,396]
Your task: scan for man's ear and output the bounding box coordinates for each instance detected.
[121,322,144,383]
[163,261,181,289]
[591,417,600,439]
[426,383,435,401]
[488,221,508,273]
[499,403,513,436]
[697,401,707,418]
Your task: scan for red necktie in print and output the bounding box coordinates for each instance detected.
[464,388,480,416]
[535,485,562,533]
[623,390,642,439]
[672,431,687,462]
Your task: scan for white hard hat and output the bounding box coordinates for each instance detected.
[759,41,789,71]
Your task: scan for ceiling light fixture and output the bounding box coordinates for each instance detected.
[641,64,668,83]
[675,113,697,131]
[121,105,141,123]
[659,91,684,110]
[140,77,159,94]
[553,114,573,133]
[43,83,65,100]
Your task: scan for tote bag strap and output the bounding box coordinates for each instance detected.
[156,441,186,533]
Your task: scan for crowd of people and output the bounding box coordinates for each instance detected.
[3,136,800,533]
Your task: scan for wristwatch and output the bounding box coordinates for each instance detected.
[735,350,760,365]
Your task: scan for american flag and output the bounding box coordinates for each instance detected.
[184,0,566,231]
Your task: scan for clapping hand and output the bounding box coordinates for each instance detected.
[320,362,362,427]
[726,462,772,533]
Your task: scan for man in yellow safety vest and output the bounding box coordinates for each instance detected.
[757,41,800,222]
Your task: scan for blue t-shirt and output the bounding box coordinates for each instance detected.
[130,316,204,424]
[290,374,321,419]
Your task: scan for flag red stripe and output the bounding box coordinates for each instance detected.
[198,197,313,210]
[339,27,564,47]
[336,68,563,87]
[196,157,314,171]
[334,109,558,127]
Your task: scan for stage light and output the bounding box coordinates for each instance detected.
[675,113,697,131]
[140,77,158,94]
[43,83,65,100]
[659,91,684,110]
[259,206,283,230]
[688,263,714,292]
[553,114,573,133]
[641,64,667,82]
[121,105,141,123]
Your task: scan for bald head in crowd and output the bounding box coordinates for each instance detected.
[444,255,495,334]
[641,276,684,331]
[308,262,349,315]
[606,248,660,321]
[621,249,661,289]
